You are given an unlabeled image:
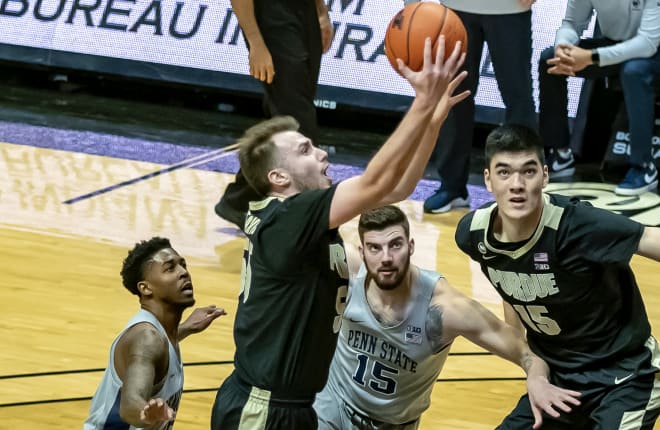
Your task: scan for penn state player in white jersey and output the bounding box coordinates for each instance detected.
[314,206,581,430]
[84,237,225,430]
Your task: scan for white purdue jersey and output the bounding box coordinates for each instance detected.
[323,265,451,424]
[84,309,183,430]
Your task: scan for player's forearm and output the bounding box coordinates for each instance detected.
[637,226,660,261]
[230,0,265,47]
[382,107,444,202]
[520,349,551,382]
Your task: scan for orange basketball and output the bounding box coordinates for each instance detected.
[384,2,467,75]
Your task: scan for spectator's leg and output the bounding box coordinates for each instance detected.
[538,45,570,151]
[484,11,536,130]
[423,11,483,213]
[620,56,659,168]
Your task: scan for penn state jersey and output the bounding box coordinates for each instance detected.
[234,185,349,399]
[456,193,649,371]
[323,265,450,424]
[84,309,183,430]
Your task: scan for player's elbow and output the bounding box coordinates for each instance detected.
[387,186,414,203]
[119,398,144,427]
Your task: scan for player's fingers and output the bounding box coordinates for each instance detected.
[397,58,413,77]
[434,35,446,67]
[265,66,275,84]
[531,404,543,430]
[541,402,560,418]
[449,90,471,106]
[253,66,263,81]
[567,389,582,399]
[453,51,466,73]
[446,70,467,94]
[445,40,462,71]
[561,390,582,404]
[422,37,433,70]
[552,400,574,413]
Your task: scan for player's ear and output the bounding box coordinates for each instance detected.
[484,168,493,193]
[409,238,415,257]
[137,281,152,297]
[268,168,290,188]
[542,164,549,188]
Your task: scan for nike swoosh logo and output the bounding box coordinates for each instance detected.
[348,318,364,323]
[552,159,573,171]
[645,170,658,183]
[483,255,497,260]
[614,373,634,384]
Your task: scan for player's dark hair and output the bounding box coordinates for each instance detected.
[120,237,172,296]
[484,124,545,169]
[358,205,410,242]
[238,115,300,196]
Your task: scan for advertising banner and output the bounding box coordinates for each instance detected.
[0,0,591,118]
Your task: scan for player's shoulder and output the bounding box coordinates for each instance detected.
[455,202,496,244]
[117,321,169,355]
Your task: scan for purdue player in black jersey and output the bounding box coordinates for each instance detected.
[455,124,660,429]
[210,38,470,430]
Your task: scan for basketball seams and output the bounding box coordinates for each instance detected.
[405,2,423,66]
[436,5,448,56]
[384,3,466,75]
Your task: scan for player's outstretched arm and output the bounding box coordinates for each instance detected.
[637,226,660,261]
[330,36,465,228]
[116,324,175,427]
[427,280,581,429]
[178,305,227,341]
[379,68,469,204]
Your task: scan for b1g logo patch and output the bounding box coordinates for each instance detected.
[405,325,422,344]
[545,183,660,227]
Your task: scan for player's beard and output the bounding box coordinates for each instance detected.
[366,258,411,291]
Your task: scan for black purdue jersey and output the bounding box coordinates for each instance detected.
[456,193,649,371]
[233,185,349,399]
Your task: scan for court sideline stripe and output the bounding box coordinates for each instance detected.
[0,360,236,380]
[0,351,493,380]
[0,378,524,408]
[0,353,493,380]
[62,143,239,204]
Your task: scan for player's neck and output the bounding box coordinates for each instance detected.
[268,190,297,199]
[495,208,543,243]
[365,266,417,327]
[141,303,183,344]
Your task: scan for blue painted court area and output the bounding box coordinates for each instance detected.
[0,119,496,209]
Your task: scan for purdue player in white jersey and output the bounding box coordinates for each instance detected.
[314,206,581,430]
[84,237,225,430]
